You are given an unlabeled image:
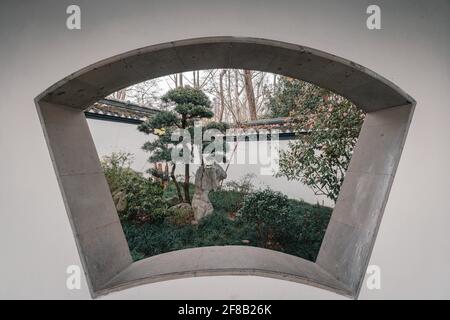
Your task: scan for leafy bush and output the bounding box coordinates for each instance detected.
[166,203,194,227]
[122,174,167,223]
[209,190,245,214]
[274,79,365,202]
[209,174,257,214]
[101,152,167,223]
[268,77,311,118]
[279,199,332,260]
[101,152,136,194]
[237,189,332,259]
[237,189,291,248]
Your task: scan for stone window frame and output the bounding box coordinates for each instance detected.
[35,37,415,299]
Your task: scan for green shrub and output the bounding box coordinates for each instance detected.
[101,152,167,223]
[209,174,256,214]
[237,189,332,260]
[209,190,245,214]
[122,174,167,223]
[278,200,332,261]
[237,189,291,248]
[101,152,137,194]
[166,203,194,227]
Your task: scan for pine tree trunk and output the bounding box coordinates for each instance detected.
[171,163,183,202]
[184,163,191,204]
[181,114,191,204]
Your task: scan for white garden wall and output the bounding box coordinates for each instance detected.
[87,118,333,206]
[0,0,449,299]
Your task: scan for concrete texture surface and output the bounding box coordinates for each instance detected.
[36,101,133,293]
[37,37,414,113]
[34,37,414,299]
[317,104,414,296]
[99,246,351,298]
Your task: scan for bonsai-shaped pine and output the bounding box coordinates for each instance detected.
[138,86,221,204]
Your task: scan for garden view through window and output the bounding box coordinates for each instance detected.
[86,69,365,262]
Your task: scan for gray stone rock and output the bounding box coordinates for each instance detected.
[112,190,127,213]
[168,202,194,226]
[169,202,193,214]
[192,163,227,221]
[166,195,181,207]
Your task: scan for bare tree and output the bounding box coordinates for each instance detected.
[178,73,183,87]
[109,68,276,121]
[244,70,257,120]
[218,69,227,122]
[107,80,160,107]
[109,88,128,101]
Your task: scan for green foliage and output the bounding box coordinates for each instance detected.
[122,211,254,259]
[166,204,194,227]
[163,181,195,199]
[279,199,332,260]
[130,249,146,261]
[101,152,136,194]
[209,190,246,214]
[268,78,320,118]
[237,189,332,260]
[123,188,332,262]
[138,112,177,166]
[273,78,365,202]
[101,152,167,223]
[238,189,291,248]
[204,121,229,133]
[104,155,332,263]
[121,174,167,222]
[122,221,194,257]
[209,175,256,214]
[194,212,256,247]
[142,138,172,163]
[139,86,226,203]
[138,111,179,135]
[162,86,212,115]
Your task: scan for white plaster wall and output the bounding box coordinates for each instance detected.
[0,0,449,299]
[87,119,153,173]
[88,118,333,206]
